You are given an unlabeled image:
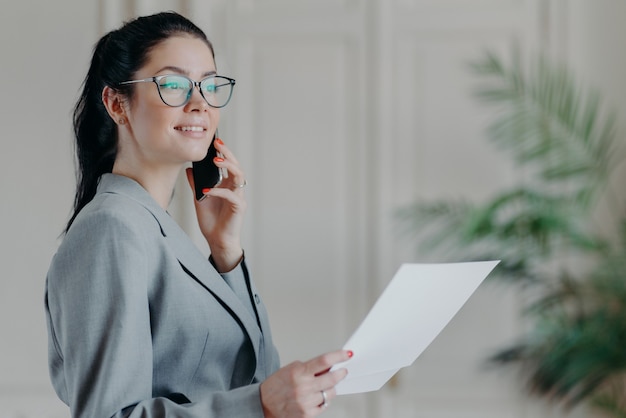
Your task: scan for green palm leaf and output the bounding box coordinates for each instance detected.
[493,252,626,407]
[397,49,625,413]
[470,50,617,204]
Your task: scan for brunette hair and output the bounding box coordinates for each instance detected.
[66,11,214,232]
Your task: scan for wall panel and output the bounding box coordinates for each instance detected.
[234,0,359,14]
[372,0,565,417]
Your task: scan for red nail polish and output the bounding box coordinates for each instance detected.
[315,367,331,377]
[213,157,224,163]
[215,138,224,145]
[202,188,211,194]
[347,350,353,358]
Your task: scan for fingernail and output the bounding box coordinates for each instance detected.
[315,367,331,377]
[347,350,353,358]
[214,157,224,163]
[215,138,224,145]
[202,188,211,194]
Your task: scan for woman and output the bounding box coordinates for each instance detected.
[44,11,351,417]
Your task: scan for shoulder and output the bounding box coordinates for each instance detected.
[49,192,163,285]
[67,173,168,239]
[68,191,161,242]
[48,199,163,315]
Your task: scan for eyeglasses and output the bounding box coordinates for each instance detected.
[118,74,236,108]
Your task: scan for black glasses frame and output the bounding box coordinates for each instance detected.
[118,74,236,108]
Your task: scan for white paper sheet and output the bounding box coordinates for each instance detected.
[333,260,499,395]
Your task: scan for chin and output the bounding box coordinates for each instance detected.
[190,148,210,163]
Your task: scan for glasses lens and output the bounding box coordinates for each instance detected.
[157,75,192,106]
[200,76,234,108]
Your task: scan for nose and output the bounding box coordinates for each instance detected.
[185,82,210,111]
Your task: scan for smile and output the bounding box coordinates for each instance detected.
[175,126,206,132]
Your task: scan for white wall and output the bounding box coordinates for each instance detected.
[0,1,624,417]
[0,1,97,416]
[565,0,626,239]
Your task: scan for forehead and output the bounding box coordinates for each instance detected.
[141,35,216,76]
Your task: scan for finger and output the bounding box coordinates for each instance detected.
[314,367,331,377]
[210,143,246,189]
[212,157,246,189]
[314,368,348,393]
[319,387,337,407]
[201,187,247,210]
[305,350,352,375]
[312,386,338,412]
[317,389,329,409]
[214,138,241,166]
[324,386,337,402]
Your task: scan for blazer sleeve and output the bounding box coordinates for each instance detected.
[45,206,266,418]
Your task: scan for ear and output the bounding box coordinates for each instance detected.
[102,86,128,125]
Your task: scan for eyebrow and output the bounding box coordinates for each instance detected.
[155,66,217,77]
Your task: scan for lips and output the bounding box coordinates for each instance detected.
[174,126,206,132]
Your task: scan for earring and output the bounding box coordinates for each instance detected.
[118,118,125,125]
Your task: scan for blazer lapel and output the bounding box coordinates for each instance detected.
[160,214,264,358]
[97,174,263,364]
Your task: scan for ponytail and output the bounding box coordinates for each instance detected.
[66,34,118,233]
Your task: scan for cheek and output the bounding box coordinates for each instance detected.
[211,110,221,133]
[133,106,174,134]
[129,91,172,126]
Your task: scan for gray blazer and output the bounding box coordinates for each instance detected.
[45,173,280,417]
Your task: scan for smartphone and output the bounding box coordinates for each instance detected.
[192,135,223,201]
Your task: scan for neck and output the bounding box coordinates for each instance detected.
[112,161,181,209]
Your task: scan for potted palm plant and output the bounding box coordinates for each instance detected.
[397,49,626,416]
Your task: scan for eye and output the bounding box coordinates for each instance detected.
[159,76,190,91]
[203,82,217,93]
